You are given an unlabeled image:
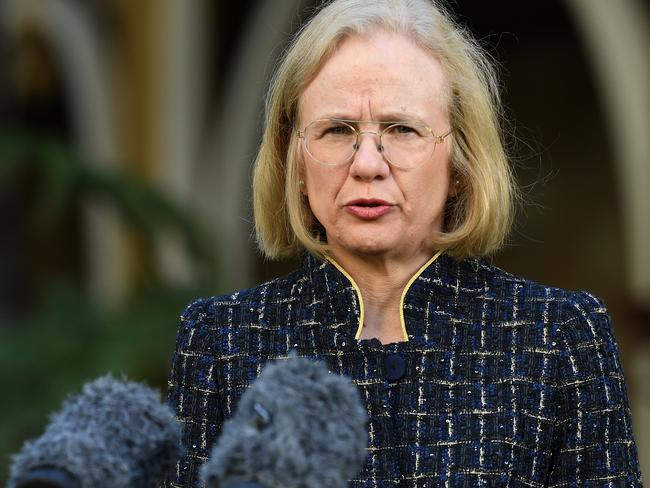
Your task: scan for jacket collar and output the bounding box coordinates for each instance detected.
[299,250,485,346]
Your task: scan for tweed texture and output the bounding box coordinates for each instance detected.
[162,252,643,487]
[200,354,368,487]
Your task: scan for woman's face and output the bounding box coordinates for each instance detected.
[298,30,454,261]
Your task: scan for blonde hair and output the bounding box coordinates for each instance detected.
[253,0,517,260]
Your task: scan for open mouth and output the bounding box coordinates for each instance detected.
[344,200,394,219]
[347,199,392,207]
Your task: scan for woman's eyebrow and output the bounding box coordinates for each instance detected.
[372,109,431,123]
[315,111,362,120]
[317,112,429,124]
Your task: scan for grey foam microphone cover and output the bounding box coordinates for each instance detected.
[200,354,368,488]
[7,375,182,488]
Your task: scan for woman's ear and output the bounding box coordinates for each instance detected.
[298,157,308,195]
[448,173,460,198]
[298,162,308,195]
[295,136,308,195]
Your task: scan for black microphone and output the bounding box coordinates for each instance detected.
[7,375,182,488]
[200,354,368,488]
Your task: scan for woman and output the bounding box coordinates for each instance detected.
[164,0,643,486]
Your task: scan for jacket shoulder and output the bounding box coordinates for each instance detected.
[177,268,307,350]
[478,260,579,300]
[473,259,607,322]
[212,266,306,310]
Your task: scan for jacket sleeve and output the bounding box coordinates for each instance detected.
[161,298,224,488]
[547,292,643,487]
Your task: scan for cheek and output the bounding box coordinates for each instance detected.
[403,164,451,215]
[304,166,338,219]
[304,169,354,232]
[304,163,347,202]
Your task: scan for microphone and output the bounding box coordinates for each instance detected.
[200,354,368,488]
[7,375,182,488]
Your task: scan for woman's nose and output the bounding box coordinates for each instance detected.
[350,132,390,180]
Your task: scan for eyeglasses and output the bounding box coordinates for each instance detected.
[296,118,452,169]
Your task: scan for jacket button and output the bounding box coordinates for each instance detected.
[384,353,406,381]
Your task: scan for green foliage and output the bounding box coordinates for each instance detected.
[0,128,221,482]
[0,126,218,283]
[0,279,207,482]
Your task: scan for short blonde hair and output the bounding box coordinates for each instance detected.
[253,0,517,260]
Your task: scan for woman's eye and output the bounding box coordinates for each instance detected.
[325,124,353,136]
[390,124,418,135]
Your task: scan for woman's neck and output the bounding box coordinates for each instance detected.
[329,248,435,344]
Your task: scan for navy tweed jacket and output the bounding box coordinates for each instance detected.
[162,252,643,487]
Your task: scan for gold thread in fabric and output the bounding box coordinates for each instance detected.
[326,257,365,339]
[399,249,444,340]
[327,249,444,341]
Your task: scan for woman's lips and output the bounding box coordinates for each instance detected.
[344,199,395,219]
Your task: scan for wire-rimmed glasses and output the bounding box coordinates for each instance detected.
[296,118,453,169]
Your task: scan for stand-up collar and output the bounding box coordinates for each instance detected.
[298,251,485,348]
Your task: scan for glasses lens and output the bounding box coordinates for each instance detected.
[302,119,442,168]
[381,123,436,169]
[304,119,357,166]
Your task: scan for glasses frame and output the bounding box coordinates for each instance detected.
[296,118,453,169]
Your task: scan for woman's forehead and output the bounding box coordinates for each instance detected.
[298,31,448,122]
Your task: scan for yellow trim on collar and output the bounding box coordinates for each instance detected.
[327,249,444,341]
[398,249,444,340]
[326,257,365,339]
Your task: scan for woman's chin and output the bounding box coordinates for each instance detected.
[332,235,400,258]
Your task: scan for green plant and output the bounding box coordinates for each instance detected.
[0,126,218,285]
[0,279,207,482]
[0,127,221,483]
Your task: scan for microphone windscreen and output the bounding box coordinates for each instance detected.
[8,375,182,488]
[201,354,367,488]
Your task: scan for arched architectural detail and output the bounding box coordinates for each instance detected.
[1,0,128,304]
[197,0,315,290]
[566,0,650,475]
[150,0,208,286]
[565,0,650,304]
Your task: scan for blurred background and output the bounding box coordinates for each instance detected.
[0,0,648,482]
